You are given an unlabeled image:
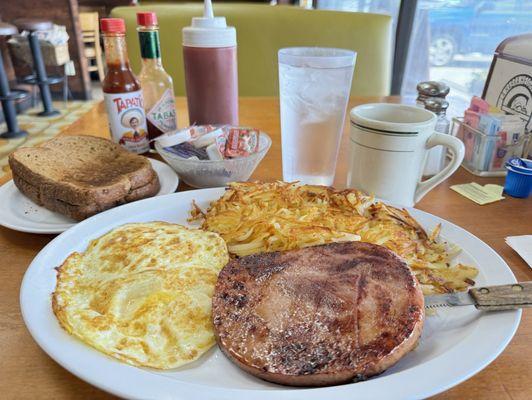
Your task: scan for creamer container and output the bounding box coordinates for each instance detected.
[137,12,178,148]
[101,18,149,154]
[182,0,238,125]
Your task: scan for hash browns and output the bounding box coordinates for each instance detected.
[190,182,478,295]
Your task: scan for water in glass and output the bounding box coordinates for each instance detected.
[279,48,355,186]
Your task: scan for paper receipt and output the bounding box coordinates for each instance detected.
[450,182,505,205]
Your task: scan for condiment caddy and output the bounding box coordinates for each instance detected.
[451,117,527,177]
[452,96,529,177]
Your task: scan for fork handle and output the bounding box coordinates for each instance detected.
[470,282,532,311]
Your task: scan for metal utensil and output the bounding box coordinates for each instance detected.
[425,281,532,311]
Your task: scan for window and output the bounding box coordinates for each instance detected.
[316,0,401,32]
[316,0,532,117]
[404,0,532,116]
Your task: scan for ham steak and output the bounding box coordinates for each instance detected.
[212,241,424,387]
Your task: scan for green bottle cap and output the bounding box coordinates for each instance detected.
[139,30,160,59]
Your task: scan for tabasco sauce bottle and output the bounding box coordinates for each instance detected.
[101,18,150,154]
[136,12,178,147]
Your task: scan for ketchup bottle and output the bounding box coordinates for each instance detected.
[183,0,238,126]
[101,18,150,154]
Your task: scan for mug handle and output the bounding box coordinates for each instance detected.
[414,132,465,204]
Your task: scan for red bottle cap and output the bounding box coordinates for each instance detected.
[137,12,158,26]
[100,18,126,33]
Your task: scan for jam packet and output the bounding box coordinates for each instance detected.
[191,126,224,148]
[155,125,217,148]
[206,142,224,160]
[225,128,260,158]
[189,125,217,140]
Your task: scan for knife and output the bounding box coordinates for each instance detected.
[425,281,532,311]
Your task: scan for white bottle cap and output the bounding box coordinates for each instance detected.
[183,0,236,48]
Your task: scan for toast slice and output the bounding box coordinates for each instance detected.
[9,135,158,207]
[13,173,160,221]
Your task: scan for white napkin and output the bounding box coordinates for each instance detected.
[505,235,532,268]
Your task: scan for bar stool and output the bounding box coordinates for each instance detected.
[14,18,61,117]
[0,22,29,138]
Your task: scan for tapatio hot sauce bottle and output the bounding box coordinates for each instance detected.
[101,18,150,154]
[136,12,178,148]
[183,0,238,125]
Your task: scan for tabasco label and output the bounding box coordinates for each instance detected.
[147,88,177,133]
[103,90,150,154]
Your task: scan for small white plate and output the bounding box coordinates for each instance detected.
[20,188,521,400]
[0,158,178,234]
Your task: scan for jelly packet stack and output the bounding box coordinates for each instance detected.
[154,125,260,161]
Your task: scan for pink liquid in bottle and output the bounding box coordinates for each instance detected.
[183,0,238,126]
[184,46,238,125]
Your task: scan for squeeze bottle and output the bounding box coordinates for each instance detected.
[183,0,238,125]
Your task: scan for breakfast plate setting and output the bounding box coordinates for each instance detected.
[4,1,532,397]
[20,184,522,400]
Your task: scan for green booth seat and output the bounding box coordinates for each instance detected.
[111,3,392,96]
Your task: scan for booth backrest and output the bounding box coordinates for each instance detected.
[111,3,392,96]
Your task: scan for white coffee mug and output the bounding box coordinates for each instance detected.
[348,103,465,207]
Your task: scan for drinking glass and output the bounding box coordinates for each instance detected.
[278,47,356,185]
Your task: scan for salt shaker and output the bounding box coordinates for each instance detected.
[423,97,450,176]
[416,81,450,108]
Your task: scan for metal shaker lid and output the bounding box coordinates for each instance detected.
[424,97,449,113]
[416,81,450,97]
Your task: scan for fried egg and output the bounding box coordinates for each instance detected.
[52,222,229,369]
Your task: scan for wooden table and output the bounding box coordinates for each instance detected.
[1,97,530,399]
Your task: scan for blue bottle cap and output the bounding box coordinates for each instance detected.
[504,164,532,198]
[506,157,532,173]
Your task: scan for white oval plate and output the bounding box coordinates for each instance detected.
[20,188,521,400]
[0,158,178,234]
